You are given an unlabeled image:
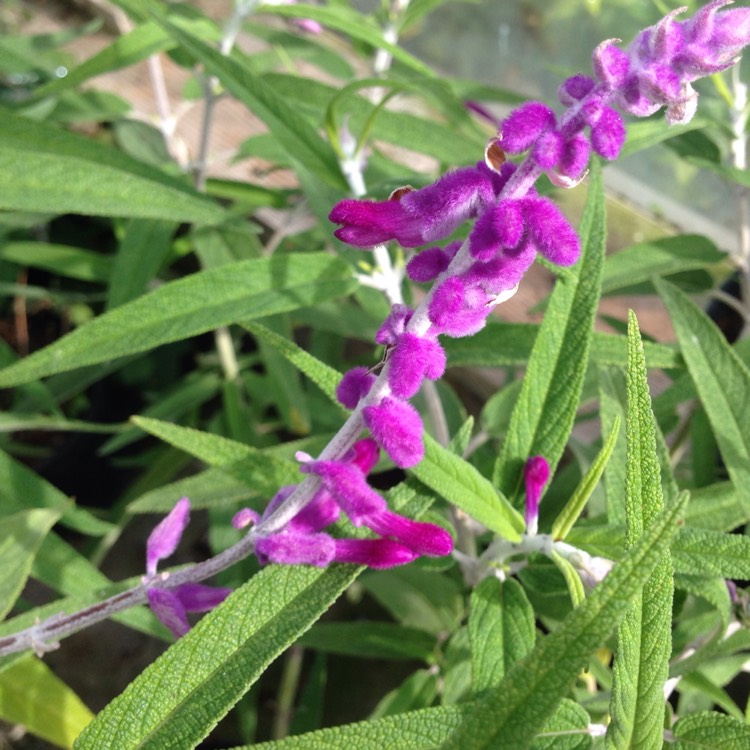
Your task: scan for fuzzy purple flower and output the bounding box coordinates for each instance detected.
[145,498,231,638]
[237,439,452,570]
[524,456,550,537]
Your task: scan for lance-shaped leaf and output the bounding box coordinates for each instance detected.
[672,710,750,749]
[606,311,673,750]
[494,162,605,499]
[0,111,224,224]
[0,253,356,387]
[469,578,535,697]
[435,491,687,749]
[656,278,750,515]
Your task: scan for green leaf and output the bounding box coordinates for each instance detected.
[550,551,586,608]
[606,311,673,750]
[672,528,750,578]
[437,492,687,750]
[299,622,435,661]
[73,565,358,749]
[602,235,725,295]
[243,320,343,411]
[444,322,680,370]
[0,241,113,283]
[494,162,606,498]
[656,278,750,515]
[411,435,524,541]
[33,20,173,98]
[106,219,176,309]
[469,578,535,697]
[672,710,750,749]
[619,118,709,158]
[0,111,224,223]
[0,508,61,621]
[551,416,620,539]
[360,565,463,636]
[130,416,300,495]
[229,704,468,749]
[533,699,592,750]
[0,654,93,748]
[0,254,356,387]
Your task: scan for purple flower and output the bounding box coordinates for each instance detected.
[336,366,376,409]
[145,498,232,638]
[524,456,550,537]
[363,397,424,468]
[243,439,452,569]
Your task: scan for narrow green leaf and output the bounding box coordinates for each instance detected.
[619,118,709,158]
[0,242,113,283]
[672,528,750,578]
[412,435,524,541]
[602,235,725,295]
[672,710,750,749]
[236,698,589,750]
[494,162,606,497]
[243,320,343,412]
[34,20,173,98]
[0,654,93,748]
[656,278,750,515]
[551,416,620,539]
[596,366,629,523]
[130,416,300,494]
[550,551,586,608]
[0,254,356,387]
[436,492,687,750]
[0,111,224,223]
[444,323,680,370]
[369,669,438,720]
[106,219,176,309]
[469,578,535,697]
[73,565,359,750]
[606,311,673,750]
[299,622,435,661]
[0,508,61,621]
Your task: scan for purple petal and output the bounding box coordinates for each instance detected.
[174,583,232,613]
[590,107,626,160]
[388,333,446,399]
[363,397,424,468]
[532,128,565,169]
[232,507,260,529]
[524,455,550,536]
[558,74,596,105]
[375,303,413,345]
[406,245,454,283]
[464,240,537,293]
[366,509,453,557]
[300,459,387,525]
[146,497,190,577]
[290,491,341,533]
[333,538,418,569]
[148,587,190,639]
[329,198,424,248]
[400,166,496,243]
[255,531,336,567]
[592,40,631,89]
[557,134,591,180]
[500,102,557,153]
[519,197,581,267]
[336,366,376,409]
[347,438,380,475]
[468,200,525,262]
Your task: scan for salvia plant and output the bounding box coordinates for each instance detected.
[2,0,750,748]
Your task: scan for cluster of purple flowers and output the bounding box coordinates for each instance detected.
[142,1,750,637]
